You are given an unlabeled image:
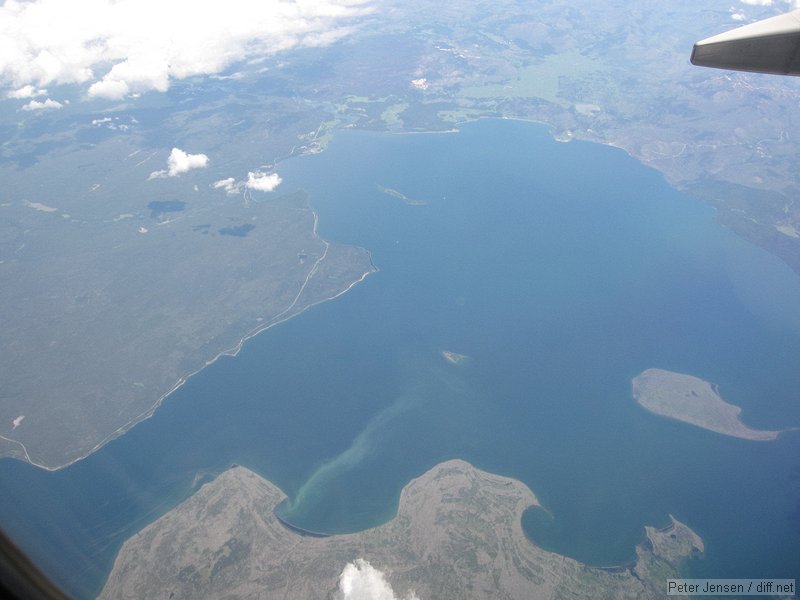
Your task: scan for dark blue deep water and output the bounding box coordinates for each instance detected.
[1,120,799,598]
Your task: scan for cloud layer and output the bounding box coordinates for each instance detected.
[335,559,420,600]
[1,0,372,99]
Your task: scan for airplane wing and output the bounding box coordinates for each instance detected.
[691,9,800,75]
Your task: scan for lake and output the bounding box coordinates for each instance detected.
[1,119,798,598]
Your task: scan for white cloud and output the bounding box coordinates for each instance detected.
[92,115,134,131]
[246,170,282,192]
[214,172,281,194]
[740,0,773,5]
[7,84,46,98]
[8,85,35,99]
[334,559,420,600]
[213,177,240,194]
[167,148,209,175]
[88,78,130,101]
[213,177,236,189]
[0,0,373,99]
[731,10,747,20]
[149,147,209,179]
[21,97,62,110]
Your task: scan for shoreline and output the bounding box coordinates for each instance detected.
[9,208,377,472]
[263,461,691,574]
[99,460,705,599]
[11,117,794,471]
[389,128,459,135]
[273,511,332,538]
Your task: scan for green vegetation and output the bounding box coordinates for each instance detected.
[459,52,601,106]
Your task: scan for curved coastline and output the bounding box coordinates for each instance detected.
[273,509,332,538]
[99,460,704,599]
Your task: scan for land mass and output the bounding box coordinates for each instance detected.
[0,188,375,470]
[632,368,783,441]
[99,460,702,599]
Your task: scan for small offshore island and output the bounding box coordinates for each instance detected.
[377,185,428,206]
[99,460,702,599]
[632,368,783,441]
[441,350,470,365]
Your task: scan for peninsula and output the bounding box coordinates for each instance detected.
[99,460,703,599]
[632,368,782,441]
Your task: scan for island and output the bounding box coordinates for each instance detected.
[98,460,703,599]
[441,350,470,365]
[377,185,428,206]
[632,368,783,441]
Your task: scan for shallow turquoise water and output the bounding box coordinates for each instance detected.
[1,119,799,597]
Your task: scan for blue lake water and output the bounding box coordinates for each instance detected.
[1,119,799,598]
